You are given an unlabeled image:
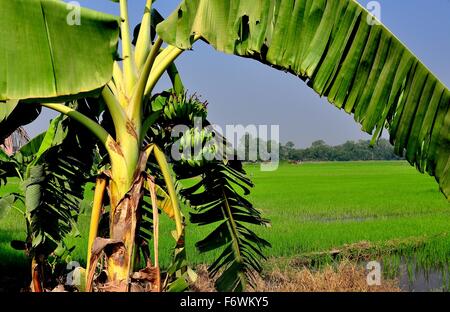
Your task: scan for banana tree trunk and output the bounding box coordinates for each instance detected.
[89,127,165,292]
[106,173,144,290]
[102,136,142,291]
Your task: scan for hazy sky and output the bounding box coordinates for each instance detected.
[26,0,450,148]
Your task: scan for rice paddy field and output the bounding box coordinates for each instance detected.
[1,160,450,291]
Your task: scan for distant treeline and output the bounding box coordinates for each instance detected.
[279,139,402,162]
[238,135,402,162]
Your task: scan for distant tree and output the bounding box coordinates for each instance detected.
[280,141,295,160]
[311,140,326,147]
[279,139,402,162]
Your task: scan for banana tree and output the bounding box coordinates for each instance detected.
[0,0,449,292]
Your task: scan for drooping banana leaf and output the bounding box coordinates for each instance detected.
[146,91,270,291]
[24,101,101,256]
[176,160,270,292]
[0,101,101,257]
[156,0,450,197]
[0,0,119,101]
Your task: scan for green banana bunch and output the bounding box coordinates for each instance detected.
[158,92,207,123]
[179,127,218,167]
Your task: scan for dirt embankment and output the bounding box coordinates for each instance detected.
[192,260,400,292]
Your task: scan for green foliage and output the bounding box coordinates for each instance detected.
[278,139,402,162]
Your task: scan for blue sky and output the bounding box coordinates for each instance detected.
[27,0,450,148]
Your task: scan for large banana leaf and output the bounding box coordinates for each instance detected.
[0,0,119,101]
[156,0,450,197]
